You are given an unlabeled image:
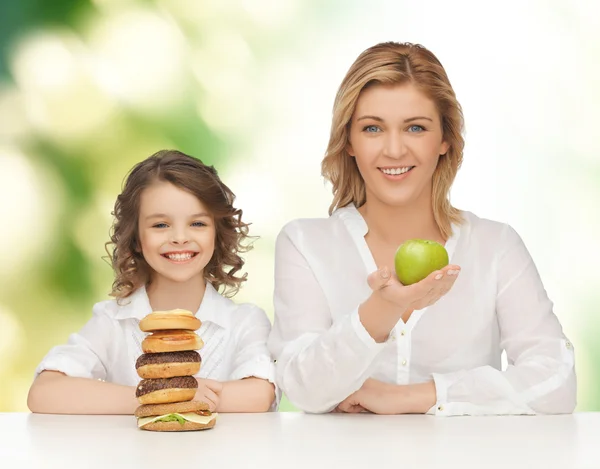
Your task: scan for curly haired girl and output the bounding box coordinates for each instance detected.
[29,150,276,414]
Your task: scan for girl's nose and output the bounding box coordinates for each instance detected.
[170,228,189,244]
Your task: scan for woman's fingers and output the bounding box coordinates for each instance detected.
[370,264,461,311]
[403,265,461,309]
[347,405,366,413]
[337,402,365,413]
[336,398,356,413]
[367,267,392,291]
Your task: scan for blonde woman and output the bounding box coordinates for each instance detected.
[267,42,576,416]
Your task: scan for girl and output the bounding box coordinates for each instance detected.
[267,42,576,416]
[28,150,277,414]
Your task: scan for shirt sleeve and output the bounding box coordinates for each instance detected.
[429,225,576,416]
[228,304,280,410]
[34,302,116,381]
[267,225,387,414]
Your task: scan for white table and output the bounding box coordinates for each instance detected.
[1,412,598,469]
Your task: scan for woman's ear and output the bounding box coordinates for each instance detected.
[346,140,355,158]
[440,140,450,156]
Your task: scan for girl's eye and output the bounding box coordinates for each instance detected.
[408,125,425,132]
[362,125,381,133]
[191,221,206,227]
[153,223,168,229]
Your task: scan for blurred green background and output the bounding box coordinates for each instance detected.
[1,0,599,413]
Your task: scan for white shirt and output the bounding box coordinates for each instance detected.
[36,283,279,409]
[267,205,576,416]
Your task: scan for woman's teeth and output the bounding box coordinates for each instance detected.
[163,252,195,261]
[380,166,413,175]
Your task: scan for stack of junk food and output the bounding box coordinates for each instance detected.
[133,309,217,432]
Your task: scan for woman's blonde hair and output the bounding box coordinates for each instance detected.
[321,42,464,239]
[105,150,251,300]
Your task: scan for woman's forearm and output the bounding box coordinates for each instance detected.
[218,378,275,413]
[28,371,139,415]
[397,381,437,414]
[358,291,407,343]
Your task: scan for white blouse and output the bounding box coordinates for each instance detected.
[36,283,279,408]
[267,205,576,416]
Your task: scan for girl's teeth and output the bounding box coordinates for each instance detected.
[166,253,193,261]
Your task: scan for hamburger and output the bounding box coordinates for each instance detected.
[136,350,201,379]
[135,309,216,432]
[142,329,204,354]
[135,400,217,432]
[136,376,198,405]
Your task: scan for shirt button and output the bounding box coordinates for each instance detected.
[438,405,444,412]
[400,330,406,336]
[401,359,407,366]
[565,341,573,349]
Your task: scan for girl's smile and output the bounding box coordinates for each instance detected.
[161,251,199,263]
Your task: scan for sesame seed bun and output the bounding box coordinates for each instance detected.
[141,418,216,432]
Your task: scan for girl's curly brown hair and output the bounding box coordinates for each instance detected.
[105,150,252,300]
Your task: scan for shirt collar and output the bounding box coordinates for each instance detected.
[334,203,368,236]
[114,282,229,328]
[333,203,462,266]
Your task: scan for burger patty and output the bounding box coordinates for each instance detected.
[136,376,198,397]
[135,351,201,369]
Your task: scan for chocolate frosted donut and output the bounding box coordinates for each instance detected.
[136,376,198,397]
[136,376,198,405]
[135,351,202,379]
[136,351,201,368]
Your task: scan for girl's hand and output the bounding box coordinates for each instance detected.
[368,264,461,318]
[194,378,222,412]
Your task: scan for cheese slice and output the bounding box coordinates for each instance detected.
[137,412,217,428]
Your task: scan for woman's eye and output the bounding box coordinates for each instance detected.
[153,223,168,229]
[408,125,424,132]
[191,221,206,227]
[363,125,381,133]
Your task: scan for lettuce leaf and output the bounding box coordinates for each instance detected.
[155,413,186,425]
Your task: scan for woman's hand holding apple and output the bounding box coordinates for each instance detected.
[358,239,460,342]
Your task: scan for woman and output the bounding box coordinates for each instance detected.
[267,42,576,416]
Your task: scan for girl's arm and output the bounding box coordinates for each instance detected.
[28,302,128,415]
[218,378,275,413]
[218,305,277,412]
[28,371,138,415]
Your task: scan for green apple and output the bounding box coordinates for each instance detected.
[394,239,449,285]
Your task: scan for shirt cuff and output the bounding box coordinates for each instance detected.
[427,371,465,416]
[34,354,98,381]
